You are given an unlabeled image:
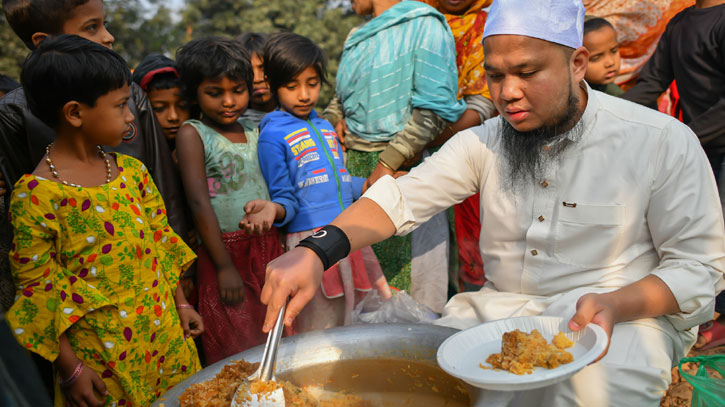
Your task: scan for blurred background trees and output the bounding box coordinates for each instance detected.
[0,0,362,105]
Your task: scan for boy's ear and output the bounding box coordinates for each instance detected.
[31,32,50,48]
[62,101,83,128]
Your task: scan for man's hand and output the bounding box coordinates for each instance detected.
[178,307,205,339]
[239,200,279,235]
[260,246,325,332]
[59,361,108,407]
[364,161,395,191]
[568,293,617,362]
[217,265,245,304]
[334,119,347,152]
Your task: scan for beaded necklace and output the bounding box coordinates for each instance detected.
[44,143,111,187]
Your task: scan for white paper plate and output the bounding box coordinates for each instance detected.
[437,316,608,391]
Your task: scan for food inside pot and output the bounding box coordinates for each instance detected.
[179,358,470,407]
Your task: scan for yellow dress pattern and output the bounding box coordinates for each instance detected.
[7,154,200,407]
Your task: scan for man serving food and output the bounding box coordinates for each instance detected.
[260,0,725,405]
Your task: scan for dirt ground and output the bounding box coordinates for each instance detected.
[660,344,724,407]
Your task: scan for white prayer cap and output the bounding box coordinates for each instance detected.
[482,0,586,49]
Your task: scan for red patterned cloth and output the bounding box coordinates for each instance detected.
[196,228,283,364]
[454,193,486,289]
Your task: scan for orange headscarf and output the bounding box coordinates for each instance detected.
[422,0,492,100]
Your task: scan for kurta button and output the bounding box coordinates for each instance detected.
[541,180,549,188]
[538,215,545,222]
[531,249,538,256]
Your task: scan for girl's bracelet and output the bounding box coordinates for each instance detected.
[176,303,194,310]
[58,360,83,388]
[378,159,395,171]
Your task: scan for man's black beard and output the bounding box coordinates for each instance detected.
[499,87,583,194]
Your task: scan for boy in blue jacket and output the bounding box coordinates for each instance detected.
[241,33,390,333]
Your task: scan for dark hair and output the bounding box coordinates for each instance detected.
[0,74,21,93]
[237,32,267,57]
[175,36,253,101]
[21,34,131,129]
[2,0,90,49]
[132,53,184,93]
[263,32,328,94]
[584,17,615,36]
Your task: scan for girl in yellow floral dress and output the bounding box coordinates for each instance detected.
[7,36,203,407]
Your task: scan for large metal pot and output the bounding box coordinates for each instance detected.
[152,323,469,406]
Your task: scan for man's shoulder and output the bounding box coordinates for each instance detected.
[594,91,680,132]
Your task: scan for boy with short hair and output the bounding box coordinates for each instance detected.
[0,0,188,310]
[237,32,276,125]
[132,53,191,146]
[583,17,624,97]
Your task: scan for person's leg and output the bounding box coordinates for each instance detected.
[410,209,449,314]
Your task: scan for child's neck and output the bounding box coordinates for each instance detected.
[201,115,248,143]
[696,0,725,8]
[251,99,277,113]
[34,128,117,187]
[53,128,103,163]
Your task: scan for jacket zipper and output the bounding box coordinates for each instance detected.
[307,119,345,211]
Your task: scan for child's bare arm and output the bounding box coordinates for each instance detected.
[57,333,108,407]
[174,284,204,339]
[176,124,245,305]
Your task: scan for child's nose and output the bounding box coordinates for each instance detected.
[168,107,179,122]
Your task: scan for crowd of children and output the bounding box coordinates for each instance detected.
[0,0,722,405]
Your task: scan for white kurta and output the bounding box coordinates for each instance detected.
[364,86,725,406]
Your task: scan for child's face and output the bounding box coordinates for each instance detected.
[60,0,114,49]
[250,53,273,108]
[196,76,249,127]
[277,66,320,120]
[583,26,621,85]
[438,0,478,14]
[78,84,134,147]
[148,87,190,140]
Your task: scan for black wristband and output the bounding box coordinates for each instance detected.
[296,225,351,270]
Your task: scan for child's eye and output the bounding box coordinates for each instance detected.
[152,106,165,113]
[590,55,601,62]
[285,84,296,90]
[118,103,127,109]
[610,47,619,54]
[86,24,97,32]
[234,87,247,94]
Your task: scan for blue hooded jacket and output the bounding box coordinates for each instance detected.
[258,109,365,233]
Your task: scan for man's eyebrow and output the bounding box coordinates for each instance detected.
[484,62,537,71]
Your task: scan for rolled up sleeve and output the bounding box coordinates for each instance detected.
[364,128,485,235]
[647,121,725,330]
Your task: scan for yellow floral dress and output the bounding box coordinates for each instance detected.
[6,154,200,407]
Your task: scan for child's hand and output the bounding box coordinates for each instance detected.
[217,265,245,304]
[239,200,277,235]
[178,306,205,339]
[59,361,108,407]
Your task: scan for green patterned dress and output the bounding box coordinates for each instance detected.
[6,154,200,407]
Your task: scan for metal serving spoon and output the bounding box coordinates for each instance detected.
[230,304,286,407]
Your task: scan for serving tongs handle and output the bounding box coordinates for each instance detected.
[258,303,286,381]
